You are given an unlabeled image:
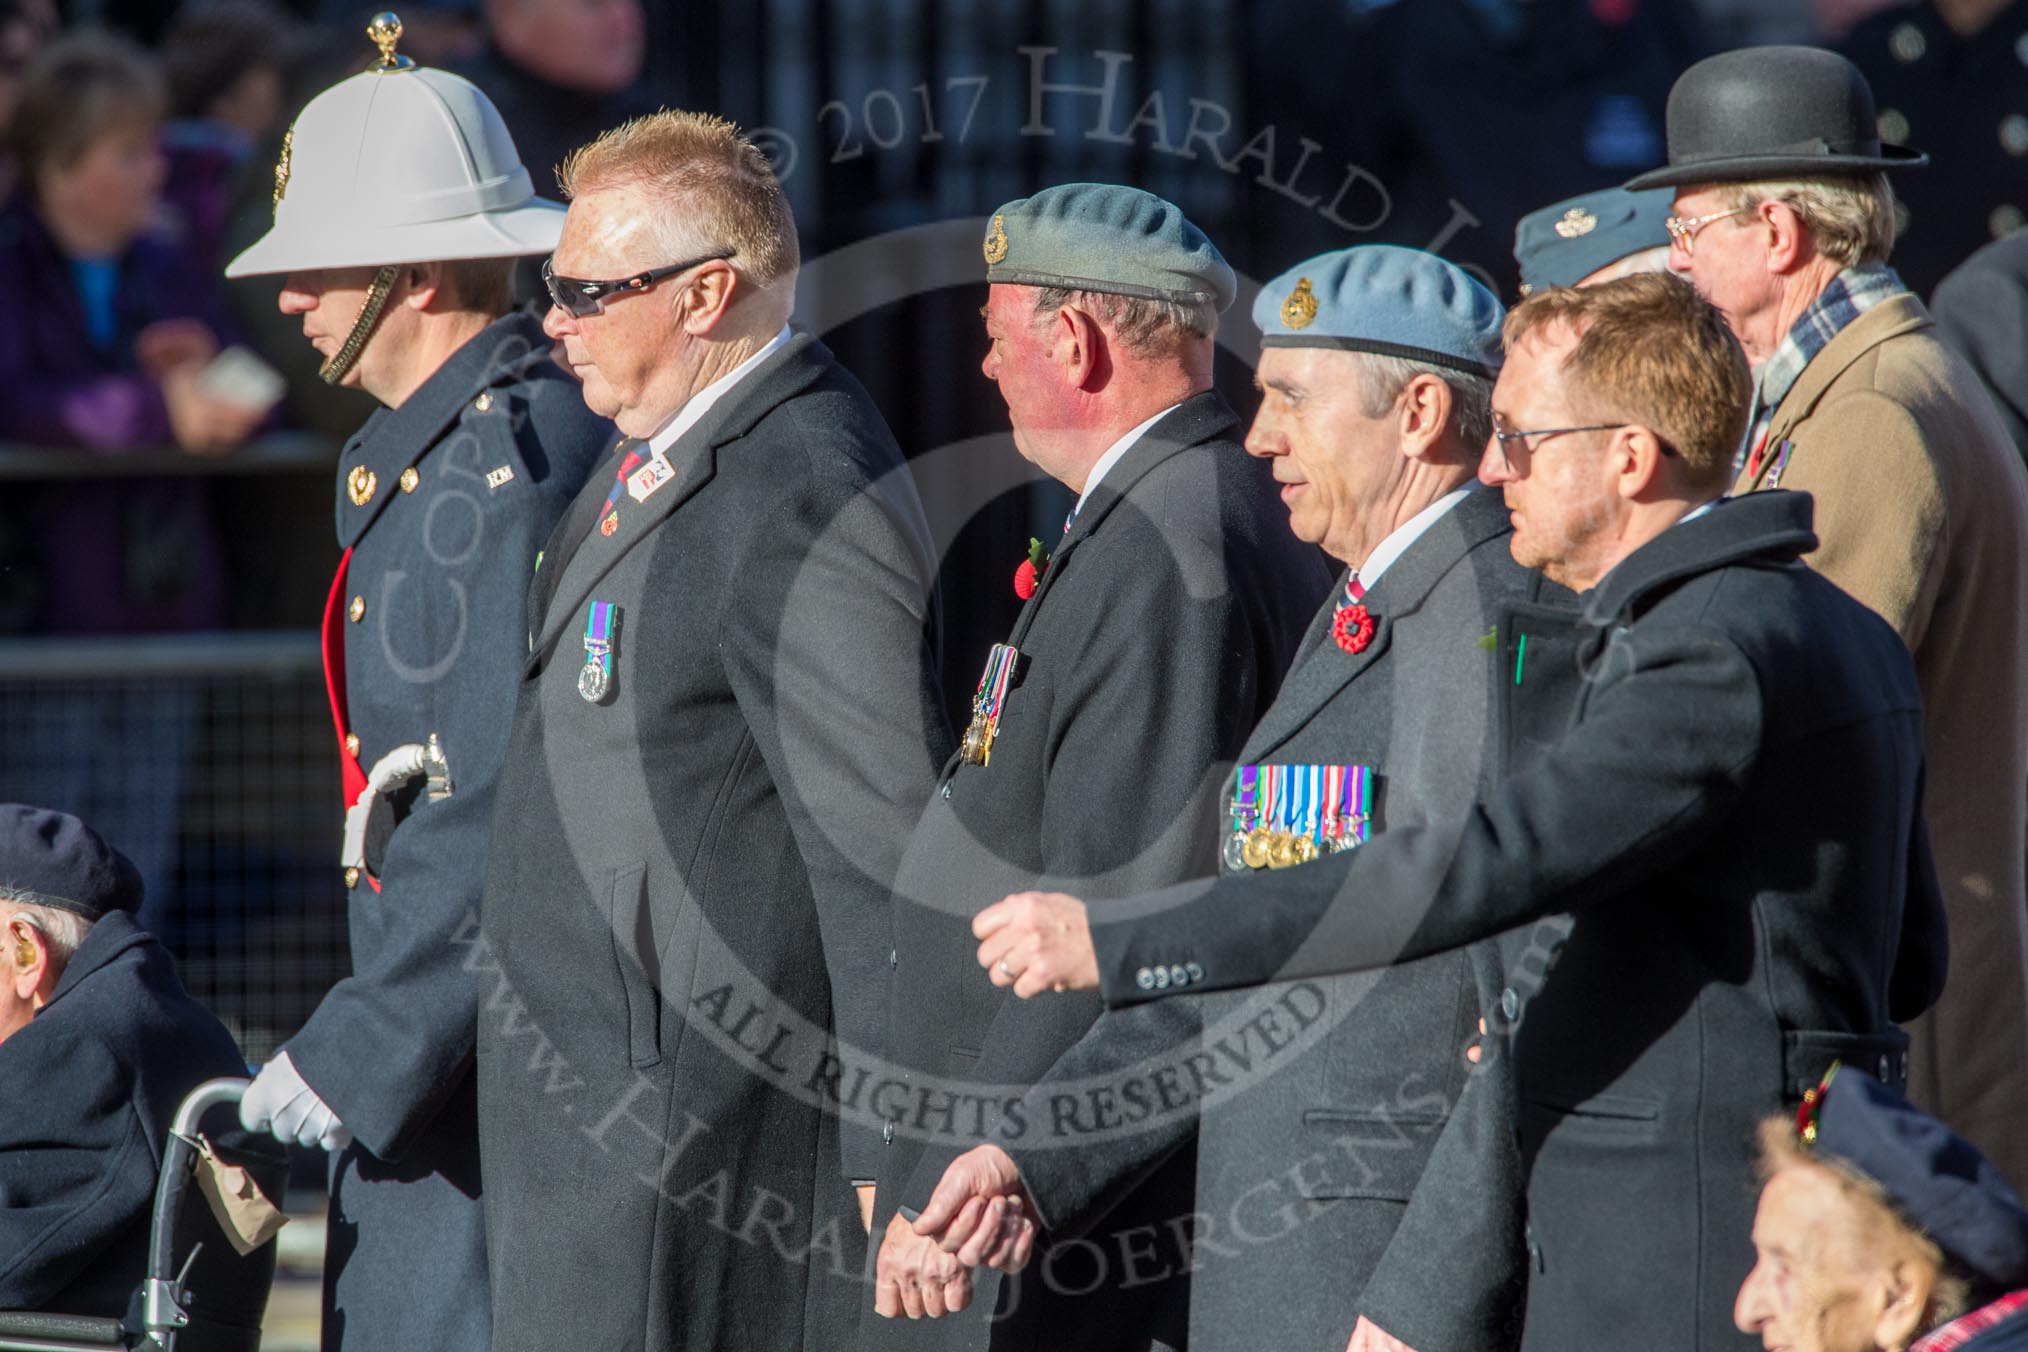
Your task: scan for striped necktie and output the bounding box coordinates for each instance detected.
[594,438,646,537]
[1344,574,1365,603]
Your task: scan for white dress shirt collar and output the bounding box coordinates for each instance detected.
[1073,402,1181,516]
[644,324,794,458]
[1352,488,1474,590]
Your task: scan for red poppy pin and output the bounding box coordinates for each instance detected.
[1333,603,1376,655]
[1014,537,1051,600]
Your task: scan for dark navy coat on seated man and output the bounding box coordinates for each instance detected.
[221,21,613,1352]
[865,184,1330,1352]
[0,806,246,1316]
[476,109,949,1352]
[968,274,1950,1352]
[905,246,1562,1352]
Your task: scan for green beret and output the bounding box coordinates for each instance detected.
[982,182,1235,313]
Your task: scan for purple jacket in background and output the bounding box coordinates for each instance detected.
[0,197,237,633]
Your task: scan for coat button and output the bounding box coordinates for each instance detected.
[399,466,420,492]
[348,595,366,623]
[1152,967,1171,989]
[1136,967,1155,990]
[475,391,495,413]
[1169,965,1188,987]
[344,733,360,758]
[881,1121,894,1145]
[343,866,360,889]
[1185,962,1203,982]
[1500,987,1521,1022]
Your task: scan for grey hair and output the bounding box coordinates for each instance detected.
[1351,353,1495,455]
[4,896,92,966]
[1028,287,1217,358]
[1719,172,1896,268]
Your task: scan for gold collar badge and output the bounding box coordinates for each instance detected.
[347,465,378,506]
[1554,207,1599,239]
[1281,277,1318,330]
[982,214,1009,266]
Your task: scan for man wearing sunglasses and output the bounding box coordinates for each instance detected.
[475,109,948,1352]
[1630,44,2028,1198]
[220,18,613,1352]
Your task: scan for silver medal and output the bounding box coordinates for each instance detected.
[578,660,609,703]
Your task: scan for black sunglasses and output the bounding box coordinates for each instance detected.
[541,250,735,319]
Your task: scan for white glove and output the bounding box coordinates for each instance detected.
[240,1050,353,1152]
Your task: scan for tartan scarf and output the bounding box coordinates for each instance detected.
[1744,262,1907,467]
[1912,1288,2028,1351]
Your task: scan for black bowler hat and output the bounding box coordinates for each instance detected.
[0,805,143,922]
[1625,46,1927,192]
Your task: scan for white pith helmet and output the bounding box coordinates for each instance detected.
[225,11,564,279]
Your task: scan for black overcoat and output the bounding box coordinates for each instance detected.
[1087,491,1948,1350]
[866,391,1331,1352]
[283,308,612,1352]
[0,911,245,1315]
[475,333,949,1352]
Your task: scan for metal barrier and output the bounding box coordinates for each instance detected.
[0,631,347,1064]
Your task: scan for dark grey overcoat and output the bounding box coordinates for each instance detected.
[866,391,1331,1352]
[1084,491,1948,1351]
[476,333,948,1352]
[284,309,611,1352]
[1005,487,1551,1352]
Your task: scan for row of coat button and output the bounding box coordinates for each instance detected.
[1135,962,1204,991]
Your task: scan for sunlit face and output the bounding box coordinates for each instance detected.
[495,0,644,96]
[979,284,1082,480]
[1734,1164,1919,1352]
[541,186,705,438]
[1477,326,1621,590]
[1245,347,1407,566]
[276,266,398,392]
[39,116,165,251]
[1669,185,1783,364]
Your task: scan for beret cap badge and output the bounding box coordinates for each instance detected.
[1281,277,1319,330]
[1554,207,1599,239]
[982,214,1009,266]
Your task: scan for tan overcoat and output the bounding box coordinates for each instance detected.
[1738,292,2028,1190]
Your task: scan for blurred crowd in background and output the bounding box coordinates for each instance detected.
[0,0,2022,1054]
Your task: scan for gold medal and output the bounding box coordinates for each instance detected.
[1294,835,1321,864]
[960,716,995,766]
[1268,833,1298,869]
[1242,827,1274,870]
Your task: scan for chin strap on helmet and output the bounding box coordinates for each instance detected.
[319,263,402,385]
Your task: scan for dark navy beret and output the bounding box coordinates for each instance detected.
[1808,1066,2028,1289]
[1514,187,1673,295]
[0,805,142,921]
[982,182,1236,313]
[1252,245,1504,379]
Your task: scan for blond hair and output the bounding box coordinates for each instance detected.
[558,110,798,287]
[1755,1117,1972,1327]
[1720,172,1896,268]
[1502,272,1750,495]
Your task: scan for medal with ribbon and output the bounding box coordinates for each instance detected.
[579,601,617,703]
[1224,765,1260,872]
[959,643,1019,766]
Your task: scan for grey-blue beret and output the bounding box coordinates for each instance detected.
[1252,245,1504,379]
[982,182,1236,313]
[1514,187,1673,295]
[0,805,142,921]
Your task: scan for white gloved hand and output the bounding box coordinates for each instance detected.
[240,1050,353,1152]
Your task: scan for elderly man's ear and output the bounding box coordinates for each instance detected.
[7,918,49,1003]
[1873,1259,1937,1350]
[676,261,742,336]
